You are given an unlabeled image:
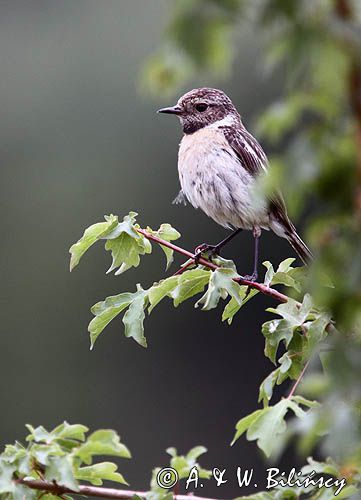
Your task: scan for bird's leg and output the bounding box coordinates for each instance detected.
[194,228,243,263]
[243,227,261,282]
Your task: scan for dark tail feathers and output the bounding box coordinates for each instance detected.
[287,231,313,264]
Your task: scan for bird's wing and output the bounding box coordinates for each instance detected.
[220,124,293,231]
[220,125,268,177]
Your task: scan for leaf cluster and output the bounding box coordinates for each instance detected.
[0,422,130,499]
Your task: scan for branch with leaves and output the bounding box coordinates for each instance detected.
[2,422,359,500]
[14,479,214,500]
[67,212,333,456]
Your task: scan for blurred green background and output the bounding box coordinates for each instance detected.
[0,1,319,496]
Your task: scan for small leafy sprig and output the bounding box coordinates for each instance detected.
[0,427,213,500]
[0,422,130,498]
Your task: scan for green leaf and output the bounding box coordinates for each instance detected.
[231,409,264,446]
[51,422,89,442]
[301,457,339,477]
[170,455,190,479]
[45,456,79,491]
[279,352,292,374]
[305,313,330,353]
[0,460,16,494]
[31,443,65,466]
[246,400,290,457]
[258,369,280,407]
[69,215,119,271]
[76,430,131,465]
[146,224,181,270]
[105,213,152,274]
[169,450,211,481]
[170,269,210,306]
[262,318,294,364]
[89,286,150,348]
[186,446,207,461]
[148,276,179,312]
[195,268,243,310]
[263,295,314,364]
[105,234,144,273]
[244,398,312,457]
[222,287,258,324]
[277,258,296,273]
[263,261,275,286]
[89,293,133,349]
[292,395,319,408]
[25,425,52,443]
[267,294,313,325]
[122,286,149,347]
[75,462,128,486]
[165,447,177,458]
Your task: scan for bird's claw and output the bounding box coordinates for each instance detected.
[194,243,220,264]
[242,272,258,282]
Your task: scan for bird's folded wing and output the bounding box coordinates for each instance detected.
[220,124,293,229]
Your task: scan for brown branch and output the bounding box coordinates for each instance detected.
[136,228,289,304]
[16,479,222,500]
[287,358,312,399]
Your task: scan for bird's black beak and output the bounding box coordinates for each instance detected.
[157,105,182,115]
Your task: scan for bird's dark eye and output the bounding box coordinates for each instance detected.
[195,103,208,112]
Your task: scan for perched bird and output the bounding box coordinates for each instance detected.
[158,87,312,280]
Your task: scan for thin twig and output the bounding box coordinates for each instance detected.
[172,259,195,276]
[136,228,290,304]
[16,479,223,500]
[287,358,312,399]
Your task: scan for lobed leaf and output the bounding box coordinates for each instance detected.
[148,276,179,312]
[75,462,128,486]
[195,268,243,311]
[75,430,131,465]
[146,224,181,270]
[231,409,264,446]
[89,293,133,349]
[222,287,258,324]
[170,269,210,306]
[69,215,119,271]
[45,456,79,491]
[122,286,149,348]
[233,397,314,457]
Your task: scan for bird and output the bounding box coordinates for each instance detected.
[157,87,312,280]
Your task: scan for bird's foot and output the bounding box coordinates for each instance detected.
[242,272,258,282]
[194,243,220,264]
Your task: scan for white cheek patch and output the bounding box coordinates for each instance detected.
[205,115,236,129]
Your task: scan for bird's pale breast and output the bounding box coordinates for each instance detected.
[178,127,270,229]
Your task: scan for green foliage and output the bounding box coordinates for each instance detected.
[0,426,215,500]
[70,213,338,465]
[0,422,130,498]
[69,213,179,276]
[232,397,318,457]
[141,0,240,96]
[71,216,273,348]
[148,446,211,500]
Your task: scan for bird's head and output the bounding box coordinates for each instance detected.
[157,87,240,134]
